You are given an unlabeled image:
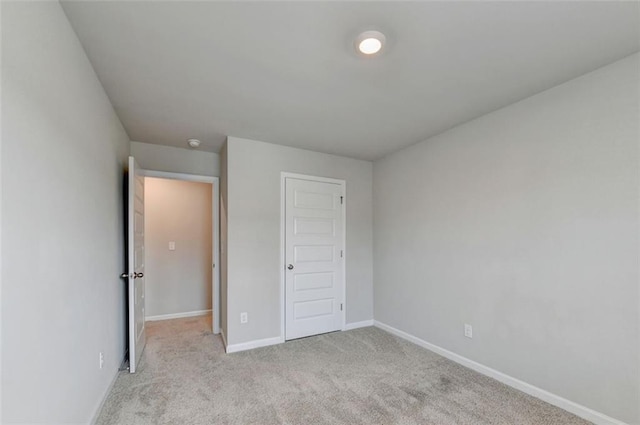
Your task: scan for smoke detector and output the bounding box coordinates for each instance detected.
[187,138,201,148]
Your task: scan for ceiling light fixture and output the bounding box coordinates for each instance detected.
[355,30,386,56]
[187,138,201,148]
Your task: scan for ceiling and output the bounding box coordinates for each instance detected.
[61,1,639,161]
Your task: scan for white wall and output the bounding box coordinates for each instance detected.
[374,54,639,424]
[131,141,220,177]
[144,178,212,318]
[219,143,228,342]
[1,2,130,423]
[225,137,373,346]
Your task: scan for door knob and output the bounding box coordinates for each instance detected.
[120,273,129,279]
[287,264,294,270]
[134,272,144,279]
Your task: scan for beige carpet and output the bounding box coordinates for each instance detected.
[96,315,590,425]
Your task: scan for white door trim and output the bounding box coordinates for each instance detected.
[140,169,221,335]
[280,172,347,341]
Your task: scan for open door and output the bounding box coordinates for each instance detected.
[127,156,146,373]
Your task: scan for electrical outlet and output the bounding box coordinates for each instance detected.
[464,324,473,339]
[99,352,105,369]
[240,312,248,324]
[168,241,176,251]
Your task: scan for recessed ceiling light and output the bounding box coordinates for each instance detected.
[355,30,386,56]
[187,138,201,148]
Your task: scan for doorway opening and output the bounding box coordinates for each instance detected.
[141,170,221,336]
[124,159,220,373]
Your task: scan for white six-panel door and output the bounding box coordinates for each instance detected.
[285,177,344,340]
[128,156,146,373]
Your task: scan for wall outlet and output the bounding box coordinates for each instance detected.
[240,312,248,324]
[99,352,105,369]
[464,324,473,339]
[168,241,176,251]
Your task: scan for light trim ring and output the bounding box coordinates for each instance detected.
[355,30,386,56]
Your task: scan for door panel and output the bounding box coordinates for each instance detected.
[285,177,344,340]
[294,245,334,262]
[128,156,146,373]
[294,191,335,210]
[294,272,334,291]
[294,298,334,319]
[294,217,335,236]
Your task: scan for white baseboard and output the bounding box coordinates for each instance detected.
[344,319,374,330]
[145,309,211,322]
[374,321,628,425]
[224,320,375,354]
[225,336,284,354]
[89,367,120,425]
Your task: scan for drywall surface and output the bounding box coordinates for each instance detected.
[131,141,220,177]
[219,143,228,342]
[144,178,212,318]
[1,2,130,423]
[226,137,373,346]
[373,54,640,424]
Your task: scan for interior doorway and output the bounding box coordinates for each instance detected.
[141,170,221,335]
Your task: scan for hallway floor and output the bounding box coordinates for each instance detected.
[96,316,589,425]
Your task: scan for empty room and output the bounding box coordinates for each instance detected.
[1,1,638,425]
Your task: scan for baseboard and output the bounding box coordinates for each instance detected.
[344,319,374,330]
[89,367,120,425]
[223,321,375,353]
[374,321,629,425]
[145,309,212,322]
[225,336,284,354]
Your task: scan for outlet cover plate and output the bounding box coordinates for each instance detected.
[464,324,473,338]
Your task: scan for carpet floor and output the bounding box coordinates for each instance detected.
[96,315,590,425]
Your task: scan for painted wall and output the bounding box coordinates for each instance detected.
[219,143,228,342]
[131,141,220,177]
[226,137,373,346]
[144,178,212,318]
[373,54,639,424]
[1,2,130,423]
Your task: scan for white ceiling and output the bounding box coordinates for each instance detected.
[61,1,639,161]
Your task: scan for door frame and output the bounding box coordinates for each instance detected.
[280,172,347,340]
[141,169,221,335]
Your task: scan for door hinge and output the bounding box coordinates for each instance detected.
[340,250,343,258]
[212,263,216,268]
[340,303,343,311]
[340,196,344,205]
